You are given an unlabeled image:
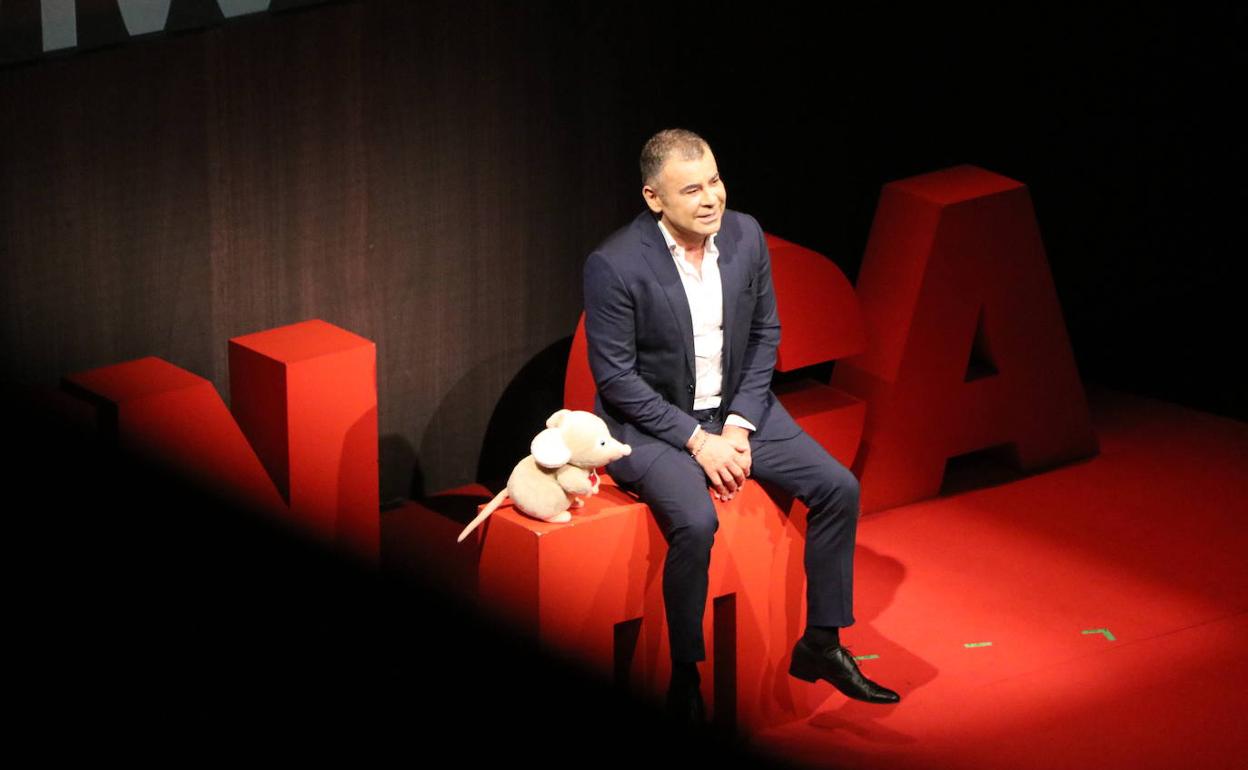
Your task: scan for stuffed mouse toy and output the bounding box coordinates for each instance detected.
[457,409,631,542]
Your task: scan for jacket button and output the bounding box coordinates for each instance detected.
[687,384,694,393]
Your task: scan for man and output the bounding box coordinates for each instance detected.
[582,128,901,725]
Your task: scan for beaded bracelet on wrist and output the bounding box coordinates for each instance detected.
[690,429,709,458]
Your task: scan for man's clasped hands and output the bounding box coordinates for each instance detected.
[687,423,752,501]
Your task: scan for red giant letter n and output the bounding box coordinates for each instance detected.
[61,319,379,561]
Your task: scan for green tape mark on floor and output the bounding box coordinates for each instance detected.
[963,641,993,648]
[853,654,879,661]
[1082,628,1116,641]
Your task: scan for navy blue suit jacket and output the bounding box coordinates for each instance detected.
[582,208,802,485]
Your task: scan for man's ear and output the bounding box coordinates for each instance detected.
[531,428,572,468]
[642,185,663,214]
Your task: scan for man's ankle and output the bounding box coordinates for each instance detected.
[802,624,841,649]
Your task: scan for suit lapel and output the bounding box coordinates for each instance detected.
[716,214,742,369]
[638,213,696,378]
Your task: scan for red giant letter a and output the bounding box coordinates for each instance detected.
[832,165,1098,513]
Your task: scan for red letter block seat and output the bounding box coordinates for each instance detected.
[474,473,832,731]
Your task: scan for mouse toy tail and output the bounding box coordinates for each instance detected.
[456,487,510,543]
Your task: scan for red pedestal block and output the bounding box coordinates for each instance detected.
[382,483,494,604]
[61,319,379,563]
[832,165,1098,512]
[230,319,379,561]
[474,474,824,732]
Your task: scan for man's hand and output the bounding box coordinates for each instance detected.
[688,427,750,501]
[720,424,752,479]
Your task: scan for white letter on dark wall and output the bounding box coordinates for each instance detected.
[117,0,172,36]
[40,0,75,51]
[218,1,271,17]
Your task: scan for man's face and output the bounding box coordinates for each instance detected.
[643,143,727,246]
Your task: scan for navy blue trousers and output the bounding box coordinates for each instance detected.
[617,407,861,663]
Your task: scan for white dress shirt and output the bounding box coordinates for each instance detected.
[656,218,759,444]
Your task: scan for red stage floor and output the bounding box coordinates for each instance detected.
[743,383,1247,770]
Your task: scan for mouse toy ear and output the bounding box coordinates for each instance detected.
[546,409,572,429]
[531,427,572,468]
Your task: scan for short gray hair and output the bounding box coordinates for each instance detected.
[640,128,708,188]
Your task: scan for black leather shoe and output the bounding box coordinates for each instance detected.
[665,676,707,725]
[789,638,901,704]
